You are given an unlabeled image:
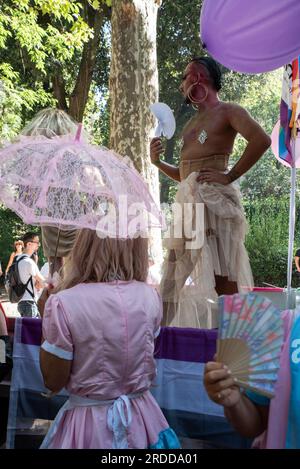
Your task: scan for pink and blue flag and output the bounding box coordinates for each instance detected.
[279,57,300,166]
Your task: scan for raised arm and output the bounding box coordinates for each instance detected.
[226,104,271,182]
[150,138,181,182]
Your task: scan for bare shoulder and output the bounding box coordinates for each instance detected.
[222,102,259,128]
[221,102,269,141]
[221,102,251,119]
[211,102,250,126]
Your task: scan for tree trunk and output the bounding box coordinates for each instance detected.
[110,0,162,262]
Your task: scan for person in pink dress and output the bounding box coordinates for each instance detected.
[39,229,180,449]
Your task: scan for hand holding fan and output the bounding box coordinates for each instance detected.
[217,293,284,398]
[149,103,176,139]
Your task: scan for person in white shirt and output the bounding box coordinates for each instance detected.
[17,232,45,318]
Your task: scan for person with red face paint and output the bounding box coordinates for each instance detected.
[150,57,271,328]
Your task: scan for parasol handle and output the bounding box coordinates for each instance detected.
[50,228,62,278]
[75,123,83,142]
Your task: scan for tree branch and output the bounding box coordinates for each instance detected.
[69,2,111,122]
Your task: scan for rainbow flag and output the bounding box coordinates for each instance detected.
[279,57,300,166]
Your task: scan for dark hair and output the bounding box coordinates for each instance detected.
[190,56,222,92]
[22,232,39,247]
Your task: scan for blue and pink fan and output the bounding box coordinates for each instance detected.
[217,293,284,398]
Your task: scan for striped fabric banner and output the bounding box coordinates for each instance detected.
[6,318,68,449]
[153,327,250,448]
[6,318,250,449]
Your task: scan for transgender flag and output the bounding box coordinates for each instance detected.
[279,57,300,166]
[6,318,250,449]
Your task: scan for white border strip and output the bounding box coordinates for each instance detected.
[41,340,73,360]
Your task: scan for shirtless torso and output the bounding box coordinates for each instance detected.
[179,102,238,180]
[180,102,236,163]
[150,91,271,187]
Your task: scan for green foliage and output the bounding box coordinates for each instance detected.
[235,69,299,287]
[84,22,111,145]
[0,0,106,141]
[83,87,110,146]
[87,0,112,8]
[1,1,91,73]
[244,197,300,287]
[0,0,111,266]
[0,63,54,140]
[235,69,292,201]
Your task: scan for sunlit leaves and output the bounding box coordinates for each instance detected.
[0,62,54,140]
[0,1,93,74]
[0,0,110,141]
[87,0,112,8]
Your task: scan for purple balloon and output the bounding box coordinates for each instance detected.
[200,0,300,73]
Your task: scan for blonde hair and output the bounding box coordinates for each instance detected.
[21,108,80,139]
[55,229,149,292]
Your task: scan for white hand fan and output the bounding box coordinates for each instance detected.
[217,293,284,398]
[149,102,176,139]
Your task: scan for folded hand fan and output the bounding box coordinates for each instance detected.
[217,293,284,398]
[149,103,176,139]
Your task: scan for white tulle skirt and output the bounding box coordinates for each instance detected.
[160,173,253,329]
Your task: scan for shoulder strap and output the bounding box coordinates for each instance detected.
[25,276,35,300]
[16,255,35,300]
[15,254,29,265]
